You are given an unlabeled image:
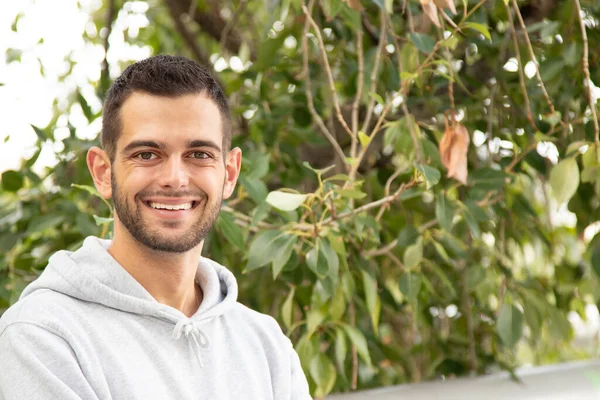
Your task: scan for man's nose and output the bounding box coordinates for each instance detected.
[158,157,189,189]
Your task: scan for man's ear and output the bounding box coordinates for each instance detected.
[87,147,113,199]
[223,147,242,200]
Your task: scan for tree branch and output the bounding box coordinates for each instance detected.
[511,0,557,116]
[361,10,388,136]
[351,28,364,160]
[219,0,249,55]
[164,0,212,68]
[302,3,354,138]
[504,1,536,131]
[574,0,599,144]
[100,0,117,99]
[301,0,348,168]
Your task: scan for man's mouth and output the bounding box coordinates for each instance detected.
[144,201,200,211]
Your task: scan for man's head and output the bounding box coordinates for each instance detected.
[101,55,232,161]
[87,55,241,254]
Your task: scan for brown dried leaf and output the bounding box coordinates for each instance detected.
[433,0,457,15]
[344,0,364,11]
[419,0,441,28]
[439,122,470,185]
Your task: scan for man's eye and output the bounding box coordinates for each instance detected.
[191,151,209,159]
[136,152,156,160]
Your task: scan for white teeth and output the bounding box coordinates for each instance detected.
[149,202,192,211]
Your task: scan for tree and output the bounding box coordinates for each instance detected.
[2,0,600,397]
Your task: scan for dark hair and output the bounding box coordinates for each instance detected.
[101,55,231,160]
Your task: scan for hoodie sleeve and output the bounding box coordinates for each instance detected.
[0,323,99,400]
[288,339,312,400]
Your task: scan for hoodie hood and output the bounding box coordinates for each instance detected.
[20,236,238,366]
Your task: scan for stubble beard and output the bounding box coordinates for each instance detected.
[111,175,222,253]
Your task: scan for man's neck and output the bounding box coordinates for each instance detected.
[107,229,204,317]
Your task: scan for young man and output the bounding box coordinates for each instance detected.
[0,55,311,399]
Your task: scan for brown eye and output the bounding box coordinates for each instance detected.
[137,152,156,160]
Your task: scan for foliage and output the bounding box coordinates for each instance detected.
[2,0,600,397]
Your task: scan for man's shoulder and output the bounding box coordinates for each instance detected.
[226,302,292,343]
[0,289,84,338]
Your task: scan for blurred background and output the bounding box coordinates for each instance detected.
[1,0,600,398]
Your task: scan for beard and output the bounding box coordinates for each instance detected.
[111,174,222,253]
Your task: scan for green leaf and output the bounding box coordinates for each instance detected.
[469,168,509,189]
[93,215,114,225]
[343,325,372,367]
[403,240,423,268]
[240,176,268,203]
[272,235,296,278]
[31,124,50,141]
[334,327,348,373]
[550,158,580,205]
[497,303,524,348]
[310,354,337,398]
[463,207,481,240]
[216,212,245,251]
[302,161,335,176]
[336,188,367,199]
[1,170,23,192]
[591,247,600,280]
[266,190,308,211]
[306,243,330,278]
[362,270,381,336]
[330,284,346,321]
[399,272,422,302]
[281,287,295,330]
[358,130,371,148]
[416,164,441,189]
[436,194,455,232]
[409,33,435,54]
[71,184,102,199]
[369,91,384,105]
[464,22,492,41]
[25,214,66,235]
[322,0,343,19]
[321,239,339,279]
[306,307,326,337]
[246,230,284,271]
[77,91,95,122]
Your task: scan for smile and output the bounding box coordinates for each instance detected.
[144,200,200,211]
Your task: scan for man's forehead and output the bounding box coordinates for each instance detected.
[117,92,224,148]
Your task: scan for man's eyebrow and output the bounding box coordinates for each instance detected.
[121,140,166,155]
[186,140,222,153]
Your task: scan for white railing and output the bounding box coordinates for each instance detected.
[328,360,600,399]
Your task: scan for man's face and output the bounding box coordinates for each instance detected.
[109,92,233,253]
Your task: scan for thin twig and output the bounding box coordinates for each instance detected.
[165,0,213,69]
[351,28,365,160]
[301,0,348,167]
[511,0,556,116]
[349,300,358,389]
[325,180,419,230]
[376,167,404,220]
[100,0,117,98]
[188,0,199,19]
[574,0,599,144]
[503,1,536,130]
[302,4,354,138]
[461,263,478,374]
[361,9,387,135]
[220,0,248,55]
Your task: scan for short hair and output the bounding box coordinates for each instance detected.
[101,55,231,161]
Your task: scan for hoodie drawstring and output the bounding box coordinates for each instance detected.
[172,320,210,368]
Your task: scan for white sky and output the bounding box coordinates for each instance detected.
[0,0,151,173]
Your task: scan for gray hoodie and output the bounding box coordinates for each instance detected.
[0,237,311,400]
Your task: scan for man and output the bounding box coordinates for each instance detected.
[0,55,311,399]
